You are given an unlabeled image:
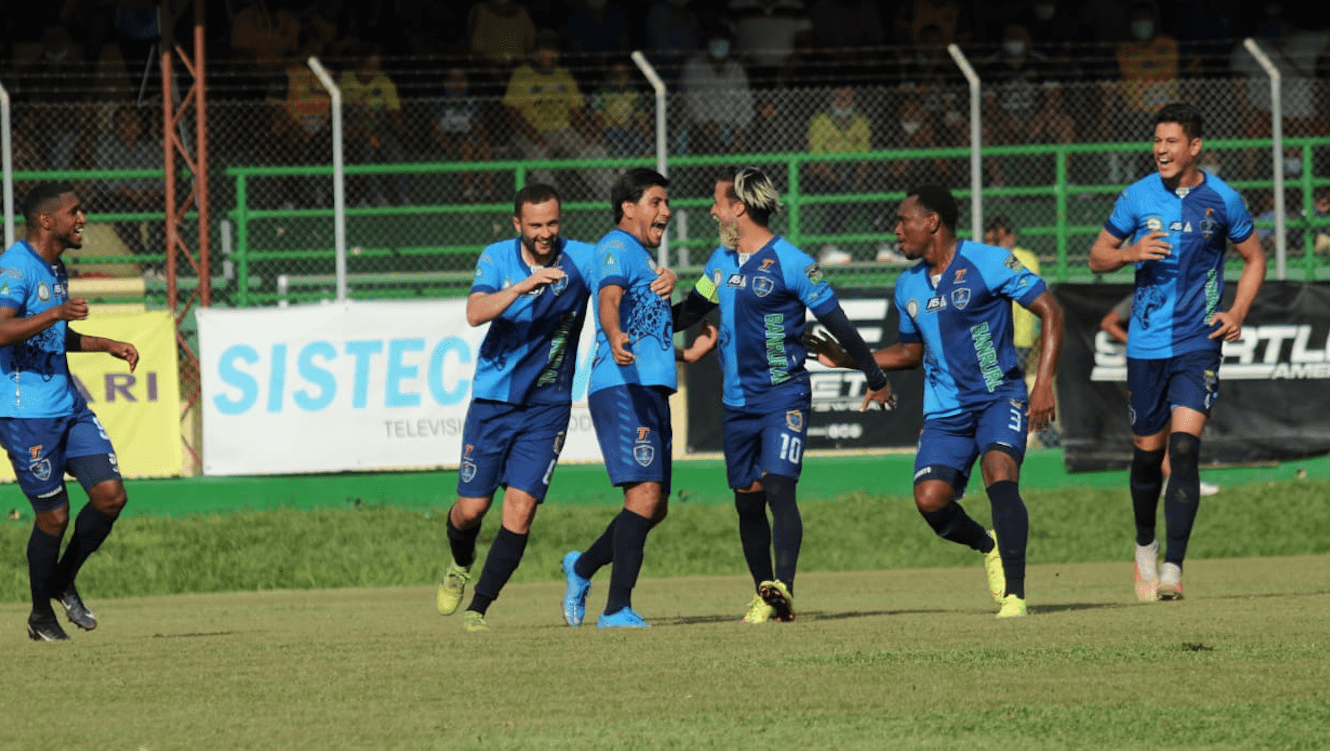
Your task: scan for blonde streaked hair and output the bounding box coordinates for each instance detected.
[721,166,783,227]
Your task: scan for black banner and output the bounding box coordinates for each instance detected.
[685,288,925,452]
[1054,281,1330,472]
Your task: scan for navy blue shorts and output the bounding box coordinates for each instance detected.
[1127,349,1221,436]
[0,403,120,512]
[913,398,1029,498]
[588,384,672,492]
[456,399,571,502]
[722,400,810,489]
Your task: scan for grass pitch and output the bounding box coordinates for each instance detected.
[4,555,1327,751]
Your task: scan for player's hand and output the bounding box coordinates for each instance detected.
[609,330,634,365]
[108,341,139,373]
[680,321,717,363]
[1027,382,1056,432]
[650,266,677,298]
[55,297,90,322]
[1207,310,1244,341]
[516,267,565,294]
[860,382,896,412]
[801,329,852,368]
[1127,231,1171,262]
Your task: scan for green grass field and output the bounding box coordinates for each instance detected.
[3,556,1327,751]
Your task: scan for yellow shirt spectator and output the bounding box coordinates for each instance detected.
[503,64,586,133]
[1010,246,1040,349]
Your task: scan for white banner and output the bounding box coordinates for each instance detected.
[198,300,601,476]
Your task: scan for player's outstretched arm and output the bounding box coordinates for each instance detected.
[1208,234,1266,342]
[1088,229,1171,273]
[68,328,139,372]
[1025,291,1064,431]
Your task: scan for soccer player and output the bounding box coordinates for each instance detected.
[435,183,674,632]
[671,167,892,624]
[1,182,140,641]
[814,184,1063,618]
[1088,102,1264,602]
[561,167,681,629]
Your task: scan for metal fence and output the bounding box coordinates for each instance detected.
[5,53,1330,309]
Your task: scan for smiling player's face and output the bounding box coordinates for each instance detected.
[513,199,561,262]
[621,185,671,249]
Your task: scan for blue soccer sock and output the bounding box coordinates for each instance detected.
[54,503,118,591]
[734,488,772,590]
[468,526,528,616]
[1130,447,1166,546]
[986,480,1028,599]
[763,474,802,593]
[1163,433,1202,567]
[27,526,63,618]
[605,509,652,615]
[575,515,618,580]
[446,509,482,568]
[920,501,992,553]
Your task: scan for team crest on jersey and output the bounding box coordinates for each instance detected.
[726,273,746,288]
[713,270,723,287]
[1146,216,1164,232]
[950,287,971,310]
[460,461,478,483]
[785,410,804,431]
[1003,254,1024,271]
[550,273,569,296]
[926,296,947,312]
[752,276,774,297]
[37,283,50,301]
[1201,208,1217,239]
[804,263,824,284]
[28,446,50,481]
[907,300,919,319]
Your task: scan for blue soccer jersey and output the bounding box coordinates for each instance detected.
[693,236,838,408]
[895,240,1047,420]
[1104,172,1254,360]
[588,228,677,394]
[469,236,595,405]
[0,241,82,418]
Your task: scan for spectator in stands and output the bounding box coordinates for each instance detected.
[1229,8,1329,180]
[891,0,969,46]
[978,24,1055,185]
[806,86,871,243]
[807,0,885,79]
[644,0,702,77]
[229,0,301,88]
[982,216,1041,366]
[565,0,631,56]
[678,32,753,154]
[90,106,164,274]
[339,46,412,207]
[1019,0,1083,51]
[590,61,653,157]
[502,29,614,198]
[726,0,814,84]
[468,0,538,70]
[16,26,97,171]
[884,93,953,186]
[1101,2,1179,182]
[1314,189,1330,256]
[430,66,497,202]
[267,33,332,208]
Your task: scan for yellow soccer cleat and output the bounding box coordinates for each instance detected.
[759,580,795,622]
[462,610,488,632]
[996,594,1028,618]
[741,593,774,624]
[436,562,471,616]
[984,530,1006,604]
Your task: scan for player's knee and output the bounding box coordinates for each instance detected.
[36,507,70,538]
[1168,432,1200,463]
[90,480,128,517]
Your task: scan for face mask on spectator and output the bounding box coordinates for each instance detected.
[708,39,730,60]
[901,121,922,136]
[1003,40,1025,56]
[1034,4,1055,20]
[1131,20,1154,40]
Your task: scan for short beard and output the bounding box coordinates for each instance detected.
[718,220,739,250]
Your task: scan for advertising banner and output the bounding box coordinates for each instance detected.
[1054,282,1330,471]
[197,300,602,476]
[685,288,926,452]
[0,310,182,482]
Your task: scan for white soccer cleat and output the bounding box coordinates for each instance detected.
[1133,538,1161,602]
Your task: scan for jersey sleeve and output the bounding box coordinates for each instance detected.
[694,248,725,303]
[0,262,31,312]
[895,282,921,344]
[597,235,631,290]
[783,251,838,317]
[1224,190,1255,244]
[1103,188,1138,241]
[469,248,504,295]
[983,249,1047,308]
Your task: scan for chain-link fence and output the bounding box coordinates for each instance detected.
[6,47,1330,308]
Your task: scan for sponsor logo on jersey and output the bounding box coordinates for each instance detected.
[954,268,967,282]
[752,276,774,297]
[759,258,774,271]
[950,287,971,310]
[28,445,42,461]
[633,428,654,467]
[1201,208,1217,239]
[726,273,746,288]
[785,409,804,431]
[554,431,566,453]
[926,296,947,312]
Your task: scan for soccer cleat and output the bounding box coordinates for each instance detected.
[436,562,471,616]
[741,593,774,624]
[597,607,650,629]
[984,530,1006,604]
[1134,538,1161,602]
[996,595,1028,618]
[561,551,592,627]
[1198,481,1221,496]
[758,580,795,622]
[57,583,97,631]
[1158,562,1184,600]
[462,610,488,632]
[27,612,70,642]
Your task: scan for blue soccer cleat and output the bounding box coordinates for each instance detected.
[597,607,650,629]
[562,551,592,627]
